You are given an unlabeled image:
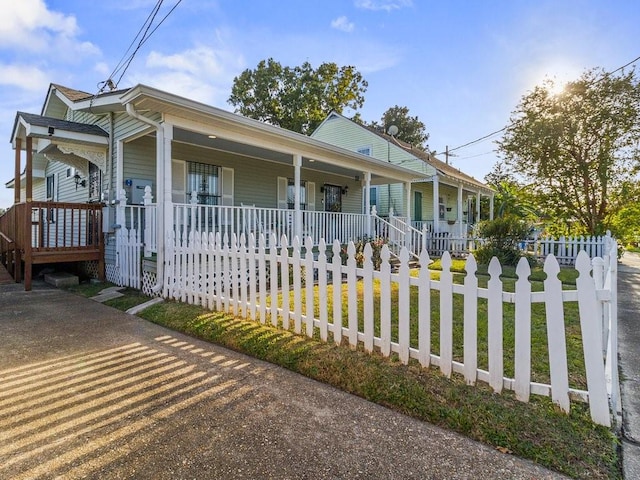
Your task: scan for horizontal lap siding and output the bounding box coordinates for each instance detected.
[171,143,364,212]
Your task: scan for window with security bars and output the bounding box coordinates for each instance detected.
[188,162,220,205]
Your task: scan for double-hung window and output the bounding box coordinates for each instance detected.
[287,179,307,210]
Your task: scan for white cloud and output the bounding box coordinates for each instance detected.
[0,0,99,60]
[331,16,355,33]
[354,0,413,12]
[129,44,245,106]
[0,64,50,92]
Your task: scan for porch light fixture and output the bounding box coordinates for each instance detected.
[48,126,55,136]
[342,186,349,195]
[74,172,86,189]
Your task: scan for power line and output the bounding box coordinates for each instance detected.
[439,53,640,156]
[446,127,505,154]
[98,0,183,93]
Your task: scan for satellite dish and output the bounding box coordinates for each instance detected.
[387,125,398,136]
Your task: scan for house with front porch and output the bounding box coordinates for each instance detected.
[311,112,494,236]
[1,83,423,291]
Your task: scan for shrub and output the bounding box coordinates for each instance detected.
[474,216,534,267]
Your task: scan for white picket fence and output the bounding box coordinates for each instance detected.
[163,230,618,426]
[418,232,613,265]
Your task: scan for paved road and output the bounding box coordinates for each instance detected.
[0,281,568,479]
[618,251,640,479]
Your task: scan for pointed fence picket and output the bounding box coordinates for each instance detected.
[162,230,618,427]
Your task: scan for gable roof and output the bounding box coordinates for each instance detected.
[316,111,493,193]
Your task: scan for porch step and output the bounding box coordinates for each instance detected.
[44,272,79,288]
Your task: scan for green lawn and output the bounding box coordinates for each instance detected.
[67,274,621,479]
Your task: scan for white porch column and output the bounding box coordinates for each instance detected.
[364,171,372,236]
[476,190,481,224]
[293,154,302,240]
[489,194,495,220]
[457,183,464,237]
[405,182,411,220]
[161,123,173,245]
[432,175,439,233]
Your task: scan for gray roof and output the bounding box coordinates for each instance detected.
[14,112,108,138]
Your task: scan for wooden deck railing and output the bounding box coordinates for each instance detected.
[0,201,104,290]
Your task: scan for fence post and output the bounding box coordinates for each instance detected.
[143,186,153,257]
[575,251,610,426]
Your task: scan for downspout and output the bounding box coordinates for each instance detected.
[125,103,165,293]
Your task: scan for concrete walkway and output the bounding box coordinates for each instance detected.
[618,251,640,479]
[0,281,567,479]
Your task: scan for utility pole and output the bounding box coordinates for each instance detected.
[445,145,449,165]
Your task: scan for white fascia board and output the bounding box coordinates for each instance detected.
[25,124,109,146]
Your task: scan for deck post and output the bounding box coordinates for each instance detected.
[24,136,33,291]
[14,138,21,203]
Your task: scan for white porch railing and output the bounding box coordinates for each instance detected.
[302,210,369,246]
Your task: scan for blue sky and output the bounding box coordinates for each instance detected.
[1,0,638,208]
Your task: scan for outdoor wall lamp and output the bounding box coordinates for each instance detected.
[74,172,86,189]
[342,186,349,195]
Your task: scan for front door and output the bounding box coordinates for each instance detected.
[414,191,422,221]
[324,184,342,212]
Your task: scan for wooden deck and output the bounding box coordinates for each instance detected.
[0,201,104,290]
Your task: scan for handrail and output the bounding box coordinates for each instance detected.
[0,231,13,244]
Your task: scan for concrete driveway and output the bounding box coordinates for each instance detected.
[0,282,566,479]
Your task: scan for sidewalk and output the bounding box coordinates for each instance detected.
[618,251,640,478]
[0,281,567,479]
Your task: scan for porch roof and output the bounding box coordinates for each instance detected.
[119,84,422,185]
[11,112,109,149]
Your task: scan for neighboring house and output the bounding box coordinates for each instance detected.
[311,112,494,235]
[1,83,421,290]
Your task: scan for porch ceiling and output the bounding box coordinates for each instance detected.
[173,127,399,185]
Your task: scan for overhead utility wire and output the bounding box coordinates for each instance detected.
[439,53,640,157]
[106,0,163,88]
[98,0,183,92]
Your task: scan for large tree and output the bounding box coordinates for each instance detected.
[368,105,429,149]
[498,68,640,235]
[228,58,368,135]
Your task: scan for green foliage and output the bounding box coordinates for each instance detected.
[498,68,640,235]
[606,181,640,246]
[367,105,429,149]
[474,216,534,266]
[228,58,368,135]
[340,237,387,269]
